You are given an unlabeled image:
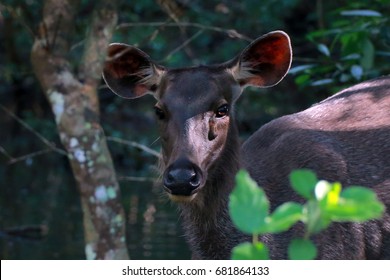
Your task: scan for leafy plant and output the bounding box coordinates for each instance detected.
[229,169,385,260]
[291,5,390,89]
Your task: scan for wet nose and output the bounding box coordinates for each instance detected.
[163,160,202,196]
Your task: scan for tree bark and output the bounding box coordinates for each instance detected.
[31,0,129,259]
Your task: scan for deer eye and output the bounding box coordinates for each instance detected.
[154,106,166,120]
[216,104,229,118]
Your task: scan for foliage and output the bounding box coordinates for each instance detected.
[1,0,389,259]
[291,2,390,89]
[229,169,385,260]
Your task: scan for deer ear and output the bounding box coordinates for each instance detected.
[228,31,292,88]
[102,43,165,99]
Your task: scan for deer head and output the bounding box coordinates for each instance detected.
[103,31,292,203]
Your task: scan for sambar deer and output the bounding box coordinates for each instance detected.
[103,31,390,259]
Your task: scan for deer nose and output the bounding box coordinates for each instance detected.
[163,160,202,196]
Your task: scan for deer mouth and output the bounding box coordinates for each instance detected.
[166,192,199,203]
[163,183,203,203]
[162,159,205,202]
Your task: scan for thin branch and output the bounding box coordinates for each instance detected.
[136,18,172,47]
[0,4,35,40]
[51,14,63,50]
[7,148,55,165]
[106,136,161,159]
[160,29,204,63]
[0,145,13,160]
[116,22,252,42]
[316,0,325,31]
[70,39,85,52]
[0,104,67,156]
[1,143,63,165]
[156,0,197,61]
[293,57,321,63]
[1,224,48,240]
[118,176,158,183]
[41,20,50,49]
[149,136,161,147]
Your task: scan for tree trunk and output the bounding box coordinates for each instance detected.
[31,0,129,259]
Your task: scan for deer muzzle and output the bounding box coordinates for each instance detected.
[163,158,204,199]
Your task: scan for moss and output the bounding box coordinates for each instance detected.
[73,148,87,163]
[85,122,92,130]
[97,154,107,163]
[95,185,108,203]
[69,137,79,148]
[85,243,97,260]
[48,90,65,124]
[91,141,100,152]
[106,186,117,199]
[114,214,122,224]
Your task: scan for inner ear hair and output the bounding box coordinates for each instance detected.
[226,61,257,87]
[138,64,166,90]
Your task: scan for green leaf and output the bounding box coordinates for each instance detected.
[361,38,375,70]
[317,44,330,57]
[229,170,269,234]
[341,10,382,17]
[289,64,315,75]
[232,242,270,260]
[304,201,331,235]
[265,202,303,233]
[326,187,385,222]
[289,169,318,199]
[288,239,317,260]
[350,65,363,80]
[294,74,310,86]
[342,53,361,61]
[341,187,377,201]
[340,32,359,54]
[311,79,334,86]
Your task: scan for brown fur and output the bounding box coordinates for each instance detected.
[243,76,390,259]
[103,32,390,259]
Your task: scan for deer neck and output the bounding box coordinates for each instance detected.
[178,121,245,259]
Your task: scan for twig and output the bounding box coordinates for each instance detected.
[135,18,172,47]
[160,29,204,63]
[70,39,85,52]
[150,136,161,147]
[316,0,325,31]
[117,176,158,183]
[42,20,50,49]
[1,224,48,240]
[51,14,63,50]
[116,22,252,41]
[0,104,67,156]
[106,136,161,159]
[7,148,54,165]
[0,145,13,160]
[155,0,197,61]
[0,4,35,40]
[1,144,65,165]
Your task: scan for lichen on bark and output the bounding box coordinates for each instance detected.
[31,0,129,259]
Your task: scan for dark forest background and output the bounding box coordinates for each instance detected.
[0,0,389,259]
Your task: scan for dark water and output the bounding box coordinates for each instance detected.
[0,153,191,260]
